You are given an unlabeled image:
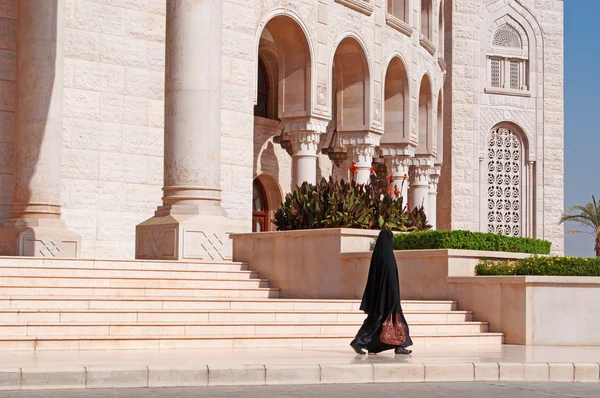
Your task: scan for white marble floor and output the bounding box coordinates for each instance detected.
[3,345,600,368]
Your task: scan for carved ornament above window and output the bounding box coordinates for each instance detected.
[492,24,522,49]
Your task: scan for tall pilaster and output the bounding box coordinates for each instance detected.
[136,0,245,261]
[283,117,329,188]
[0,0,80,258]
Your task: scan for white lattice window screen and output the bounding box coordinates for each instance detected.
[486,128,522,236]
[488,57,527,91]
[491,58,501,88]
[509,60,519,89]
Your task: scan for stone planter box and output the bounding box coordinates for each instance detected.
[230,228,380,299]
[446,276,600,346]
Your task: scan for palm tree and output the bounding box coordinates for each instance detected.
[559,195,600,257]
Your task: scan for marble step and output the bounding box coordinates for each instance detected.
[0,309,473,323]
[0,258,249,272]
[0,267,261,280]
[0,286,281,298]
[0,333,504,351]
[0,321,489,337]
[0,297,457,311]
[0,275,270,289]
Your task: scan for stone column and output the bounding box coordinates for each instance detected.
[380,145,415,203]
[409,163,431,212]
[340,131,382,186]
[428,166,441,229]
[136,0,244,261]
[0,0,81,257]
[284,117,329,188]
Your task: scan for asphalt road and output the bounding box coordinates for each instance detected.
[1,383,599,398]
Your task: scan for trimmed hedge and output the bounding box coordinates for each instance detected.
[392,230,552,255]
[476,256,600,276]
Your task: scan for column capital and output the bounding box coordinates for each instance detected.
[288,130,321,156]
[378,143,416,158]
[339,129,382,148]
[281,116,330,135]
[428,165,441,192]
[409,164,431,186]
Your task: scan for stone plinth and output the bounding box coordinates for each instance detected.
[231,228,380,299]
[136,213,246,261]
[0,218,80,258]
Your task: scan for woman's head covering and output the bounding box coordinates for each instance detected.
[359,229,401,315]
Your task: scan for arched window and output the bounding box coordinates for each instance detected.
[252,179,269,232]
[486,127,524,236]
[387,0,407,21]
[486,24,529,92]
[421,0,432,40]
[254,61,269,118]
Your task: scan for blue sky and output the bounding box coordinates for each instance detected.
[564,1,600,257]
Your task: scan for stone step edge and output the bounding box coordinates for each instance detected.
[0,333,504,341]
[0,274,268,282]
[0,362,597,390]
[0,321,488,327]
[0,258,249,266]
[0,309,473,314]
[0,297,456,304]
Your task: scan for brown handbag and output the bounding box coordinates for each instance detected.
[379,313,406,346]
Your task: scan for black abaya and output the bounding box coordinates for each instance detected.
[351,230,413,353]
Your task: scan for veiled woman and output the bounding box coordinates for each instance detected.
[350,229,413,355]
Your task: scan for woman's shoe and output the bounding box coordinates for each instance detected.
[395,347,412,355]
[350,341,366,355]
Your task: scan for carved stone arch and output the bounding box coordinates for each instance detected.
[254,9,316,117]
[492,24,522,48]
[416,73,434,155]
[383,55,410,142]
[479,109,535,162]
[329,32,373,132]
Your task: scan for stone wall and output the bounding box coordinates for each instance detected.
[59,0,166,258]
[441,0,564,253]
[0,0,563,258]
[0,0,16,225]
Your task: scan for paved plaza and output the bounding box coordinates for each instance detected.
[2,383,600,398]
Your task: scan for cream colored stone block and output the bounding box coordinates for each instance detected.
[574,363,600,383]
[99,153,148,184]
[86,367,148,389]
[373,363,425,383]
[74,2,124,35]
[424,363,474,382]
[65,28,100,61]
[147,365,208,388]
[524,363,549,381]
[100,34,148,68]
[124,9,165,42]
[122,125,163,156]
[549,363,574,382]
[124,67,163,99]
[474,362,499,381]
[208,365,265,387]
[0,368,21,390]
[499,363,524,382]
[21,367,86,390]
[320,364,373,384]
[265,364,320,386]
[63,88,100,120]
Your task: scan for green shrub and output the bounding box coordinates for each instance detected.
[476,256,600,276]
[273,177,430,232]
[392,230,552,254]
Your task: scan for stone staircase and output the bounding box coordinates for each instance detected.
[0,258,503,351]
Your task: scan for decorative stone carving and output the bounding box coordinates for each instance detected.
[386,13,413,37]
[334,0,374,16]
[317,84,327,107]
[479,107,535,161]
[374,101,382,122]
[492,24,522,48]
[486,127,522,237]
